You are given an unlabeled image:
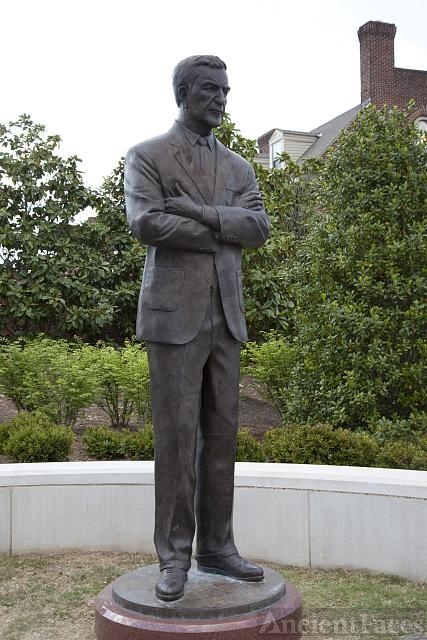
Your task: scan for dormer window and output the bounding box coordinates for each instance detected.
[271,139,283,168]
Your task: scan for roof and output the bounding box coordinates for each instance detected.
[300,100,370,160]
[268,128,319,139]
[257,128,275,154]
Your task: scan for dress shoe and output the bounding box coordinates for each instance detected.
[197,553,264,581]
[155,567,188,601]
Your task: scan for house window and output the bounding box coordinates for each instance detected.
[271,139,283,168]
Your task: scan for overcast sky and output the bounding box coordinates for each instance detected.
[2,0,427,188]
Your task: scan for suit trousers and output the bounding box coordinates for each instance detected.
[146,285,241,571]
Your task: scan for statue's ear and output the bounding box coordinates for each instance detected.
[178,85,187,107]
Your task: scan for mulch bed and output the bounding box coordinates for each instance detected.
[0,377,281,464]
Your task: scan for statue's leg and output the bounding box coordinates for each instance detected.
[146,314,212,571]
[194,286,241,560]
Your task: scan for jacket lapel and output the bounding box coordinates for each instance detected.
[168,124,212,204]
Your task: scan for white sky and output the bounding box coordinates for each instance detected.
[2,0,427,188]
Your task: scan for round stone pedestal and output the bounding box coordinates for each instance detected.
[95,563,302,639]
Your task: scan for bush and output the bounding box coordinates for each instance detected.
[0,338,151,429]
[82,424,155,461]
[236,428,264,462]
[91,341,151,428]
[375,438,427,470]
[264,423,379,467]
[122,425,154,460]
[0,422,13,454]
[0,337,99,425]
[242,335,297,414]
[3,412,73,462]
[274,104,427,428]
[0,411,55,454]
[82,426,126,460]
[367,412,427,444]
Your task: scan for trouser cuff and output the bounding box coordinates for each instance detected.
[158,559,191,572]
[194,545,238,562]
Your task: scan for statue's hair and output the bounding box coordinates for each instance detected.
[172,55,227,106]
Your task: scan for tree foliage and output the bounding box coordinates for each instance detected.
[276,104,427,427]
[214,113,258,162]
[215,117,321,339]
[88,160,145,342]
[0,115,143,341]
[243,156,320,338]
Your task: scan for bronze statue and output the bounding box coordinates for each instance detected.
[125,55,269,601]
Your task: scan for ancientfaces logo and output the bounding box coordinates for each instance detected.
[258,609,426,637]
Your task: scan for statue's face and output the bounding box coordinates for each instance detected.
[183,67,230,134]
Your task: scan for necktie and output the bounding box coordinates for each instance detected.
[194,136,215,201]
[196,136,211,176]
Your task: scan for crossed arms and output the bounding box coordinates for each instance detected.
[125,147,269,252]
[164,184,263,231]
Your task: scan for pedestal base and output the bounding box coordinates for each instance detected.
[95,563,302,639]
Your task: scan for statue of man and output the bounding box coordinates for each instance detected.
[125,55,269,601]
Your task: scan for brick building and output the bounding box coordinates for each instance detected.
[358,21,427,116]
[258,20,427,168]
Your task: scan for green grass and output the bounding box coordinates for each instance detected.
[276,565,427,639]
[0,553,425,640]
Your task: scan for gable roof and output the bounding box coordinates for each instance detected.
[299,100,370,160]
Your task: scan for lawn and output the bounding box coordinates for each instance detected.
[0,553,425,640]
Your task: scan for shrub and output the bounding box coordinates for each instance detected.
[263,423,379,467]
[3,412,73,462]
[0,423,12,454]
[236,428,265,462]
[274,104,427,428]
[375,438,427,471]
[0,411,55,454]
[91,341,151,428]
[119,343,151,423]
[242,335,297,414]
[0,337,99,425]
[82,426,126,460]
[367,412,427,444]
[122,425,154,460]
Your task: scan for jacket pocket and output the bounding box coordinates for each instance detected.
[236,270,245,313]
[143,267,184,311]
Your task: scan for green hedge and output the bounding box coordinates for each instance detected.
[122,426,154,461]
[2,411,74,462]
[82,426,126,460]
[264,423,379,467]
[2,406,426,471]
[236,428,264,462]
[82,425,155,461]
[375,437,427,471]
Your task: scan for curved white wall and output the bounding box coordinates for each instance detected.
[0,461,426,582]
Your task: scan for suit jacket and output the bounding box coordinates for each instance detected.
[124,122,269,344]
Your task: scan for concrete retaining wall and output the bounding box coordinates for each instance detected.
[0,461,426,582]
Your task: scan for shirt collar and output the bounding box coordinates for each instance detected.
[176,120,215,150]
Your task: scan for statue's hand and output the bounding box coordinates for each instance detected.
[165,184,202,219]
[235,191,263,211]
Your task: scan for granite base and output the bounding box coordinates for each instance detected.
[95,563,302,639]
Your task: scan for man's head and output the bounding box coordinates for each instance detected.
[173,55,230,135]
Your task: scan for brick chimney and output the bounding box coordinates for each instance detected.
[358,21,396,105]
